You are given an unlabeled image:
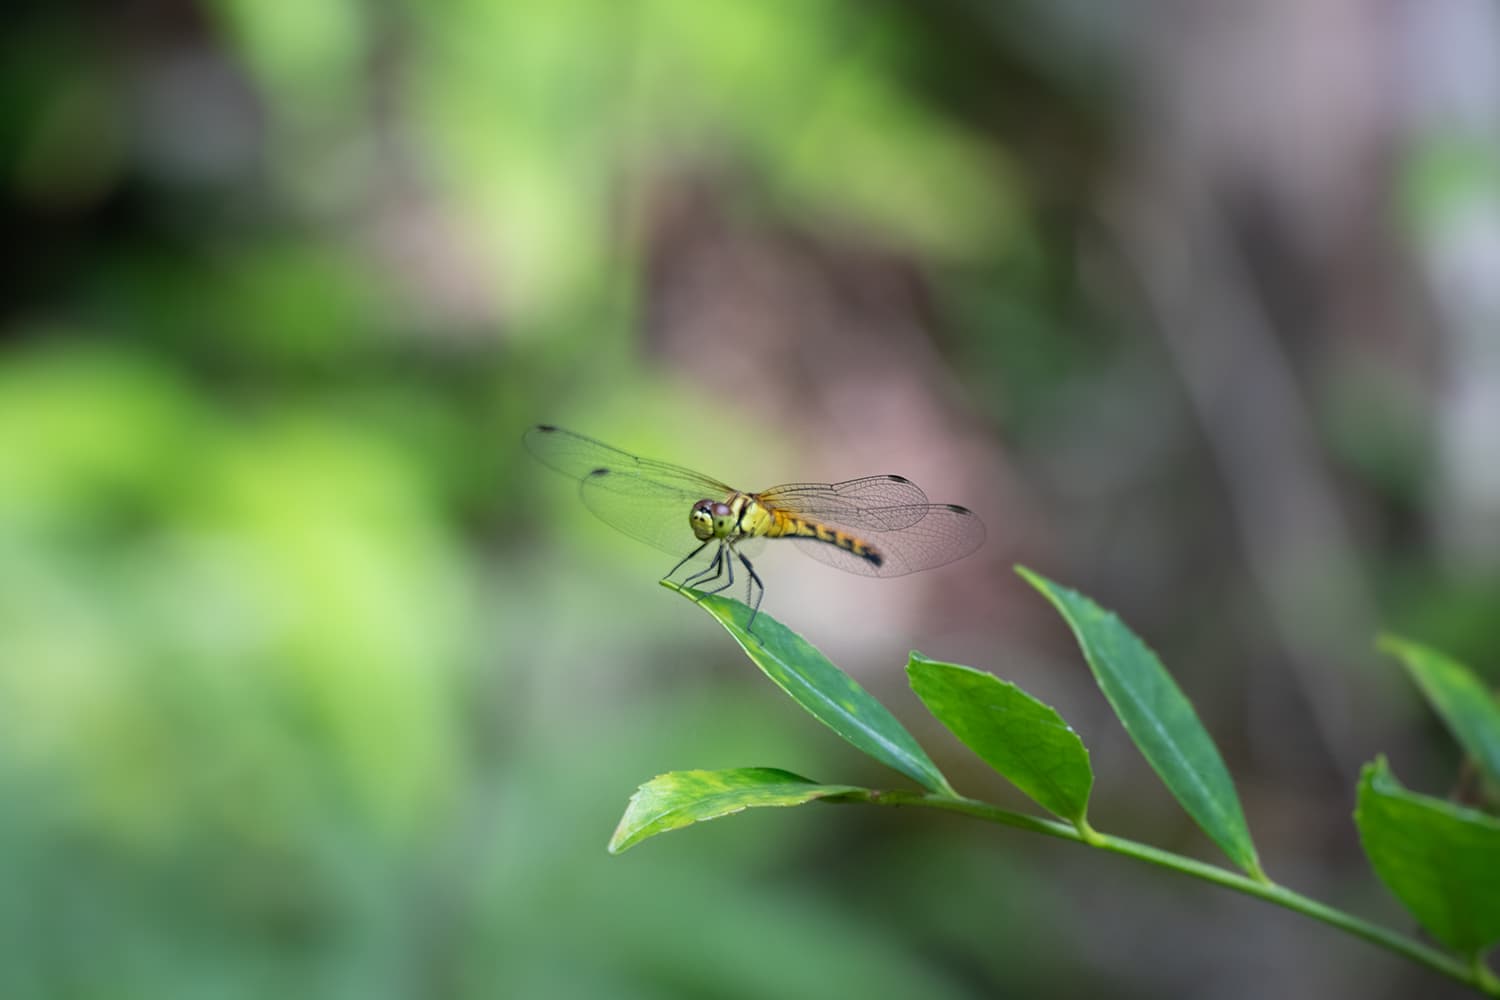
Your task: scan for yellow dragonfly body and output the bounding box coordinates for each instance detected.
[524,424,984,627]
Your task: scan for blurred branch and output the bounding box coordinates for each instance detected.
[1108,175,1377,778]
[1401,0,1500,571]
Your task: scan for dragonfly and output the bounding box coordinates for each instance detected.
[524,424,985,630]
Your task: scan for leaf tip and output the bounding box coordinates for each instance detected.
[1374,632,1412,658]
[1013,564,1044,588]
[1355,755,1393,805]
[606,816,643,855]
[1014,565,1072,611]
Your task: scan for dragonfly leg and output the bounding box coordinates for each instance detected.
[689,548,738,612]
[682,544,725,593]
[665,539,711,580]
[699,547,737,597]
[738,551,765,633]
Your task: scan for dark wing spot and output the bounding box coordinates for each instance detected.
[887,474,911,484]
[589,467,610,478]
[536,424,558,432]
[946,504,972,514]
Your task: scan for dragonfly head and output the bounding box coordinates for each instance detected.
[690,499,734,541]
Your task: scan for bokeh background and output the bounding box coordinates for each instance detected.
[4,1,1499,997]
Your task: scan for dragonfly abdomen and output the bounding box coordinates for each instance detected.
[768,513,884,568]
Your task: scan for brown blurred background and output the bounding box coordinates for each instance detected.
[2,1,1497,997]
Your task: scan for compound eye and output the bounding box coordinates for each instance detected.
[711,502,734,531]
[688,499,718,540]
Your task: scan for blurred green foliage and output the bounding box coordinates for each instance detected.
[5,0,1495,997]
[0,2,1099,997]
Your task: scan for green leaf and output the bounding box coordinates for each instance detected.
[1355,756,1500,956]
[664,582,955,795]
[1017,566,1263,878]
[907,653,1093,827]
[609,768,862,854]
[1379,634,1500,785]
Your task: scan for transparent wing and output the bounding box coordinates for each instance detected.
[732,535,766,558]
[790,504,985,578]
[525,425,735,498]
[525,425,730,558]
[526,425,984,574]
[575,468,711,557]
[759,475,932,531]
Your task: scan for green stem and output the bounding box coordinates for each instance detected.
[1477,955,1500,995]
[856,790,1498,997]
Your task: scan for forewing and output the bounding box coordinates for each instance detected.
[760,475,931,531]
[577,467,705,557]
[526,425,730,558]
[525,425,734,497]
[791,504,985,578]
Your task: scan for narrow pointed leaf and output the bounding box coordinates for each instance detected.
[1379,634,1500,785]
[609,768,862,854]
[908,653,1092,825]
[1018,567,1262,877]
[664,582,955,795]
[1355,756,1500,955]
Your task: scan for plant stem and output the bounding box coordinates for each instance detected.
[855,789,1498,997]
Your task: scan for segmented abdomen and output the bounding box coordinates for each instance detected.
[768,511,884,568]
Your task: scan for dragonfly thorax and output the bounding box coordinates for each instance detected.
[690,499,738,541]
